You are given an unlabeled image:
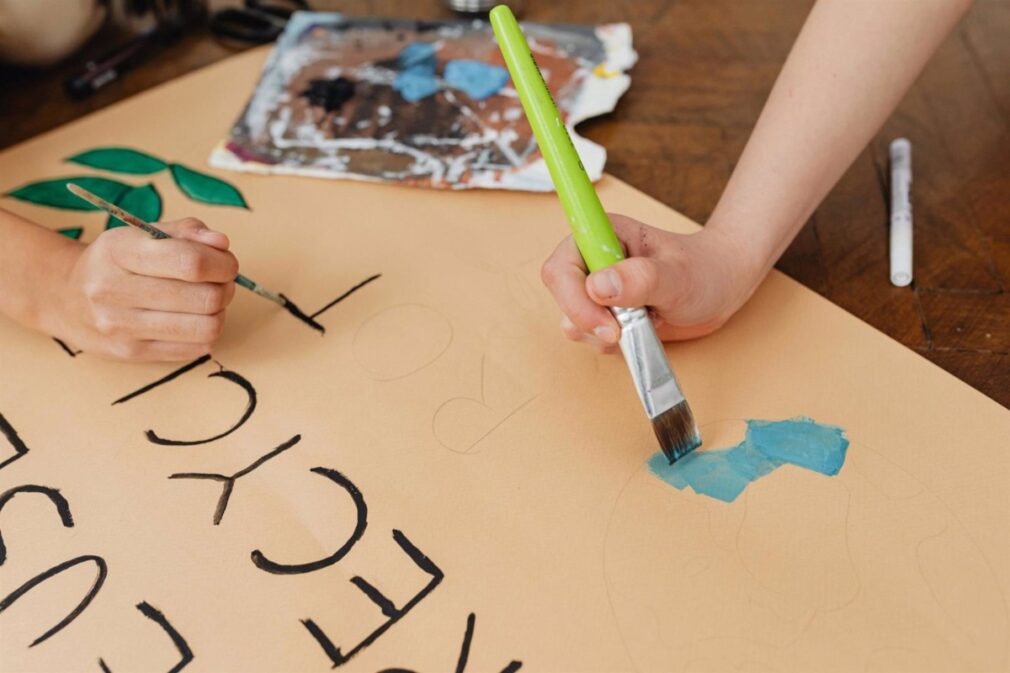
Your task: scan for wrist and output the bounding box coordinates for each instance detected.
[699,220,770,297]
[23,238,83,337]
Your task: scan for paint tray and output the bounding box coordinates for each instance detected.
[210,12,636,190]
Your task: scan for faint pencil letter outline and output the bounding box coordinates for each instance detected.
[432,353,538,454]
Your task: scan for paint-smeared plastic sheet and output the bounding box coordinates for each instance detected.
[209,12,635,191]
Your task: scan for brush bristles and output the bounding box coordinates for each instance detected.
[652,400,702,464]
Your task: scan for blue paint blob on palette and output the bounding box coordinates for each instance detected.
[394,42,440,102]
[444,60,511,101]
[648,417,849,503]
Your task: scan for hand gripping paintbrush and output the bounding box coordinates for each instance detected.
[66,183,326,334]
[490,5,702,462]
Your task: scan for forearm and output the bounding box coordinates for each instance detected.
[0,208,81,333]
[708,0,972,276]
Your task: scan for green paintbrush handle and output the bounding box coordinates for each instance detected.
[490,4,625,272]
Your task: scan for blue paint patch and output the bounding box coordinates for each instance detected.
[394,70,440,102]
[746,418,848,476]
[398,42,438,70]
[444,60,510,101]
[395,42,440,102]
[649,417,849,503]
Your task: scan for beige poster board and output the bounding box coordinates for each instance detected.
[0,48,1007,673]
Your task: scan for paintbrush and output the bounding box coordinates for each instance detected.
[66,183,326,334]
[490,5,701,462]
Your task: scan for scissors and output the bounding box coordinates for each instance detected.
[209,0,311,44]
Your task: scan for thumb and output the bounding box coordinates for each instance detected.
[159,217,231,252]
[585,257,677,309]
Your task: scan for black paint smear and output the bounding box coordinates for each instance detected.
[0,554,107,647]
[150,368,256,446]
[251,466,366,575]
[0,485,74,565]
[52,337,81,357]
[279,294,326,334]
[309,274,382,319]
[98,601,194,673]
[111,357,256,446]
[0,413,30,471]
[301,77,356,113]
[350,576,398,618]
[454,613,476,673]
[302,528,444,667]
[169,434,300,525]
[112,355,212,405]
[456,613,523,673]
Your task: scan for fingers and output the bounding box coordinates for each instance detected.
[586,257,671,309]
[85,273,236,314]
[158,217,231,251]
[106,218,238,282]
[560,315,620,354]
[91,307,227,345]
[541,236,620,346]
[100,339,213,363]
[608,213,661,258]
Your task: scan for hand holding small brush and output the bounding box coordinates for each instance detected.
[0,207,238,361]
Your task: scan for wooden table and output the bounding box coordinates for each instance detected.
[1,0,1007,407]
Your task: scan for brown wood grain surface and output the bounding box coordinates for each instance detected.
[1,0,1007,407]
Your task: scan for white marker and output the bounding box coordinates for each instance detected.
[889,138,913,287]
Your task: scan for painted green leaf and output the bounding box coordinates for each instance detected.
[169,163,248,209]
[5,176,131,211]
[66,147,168,175]
[57,227,84,240]
[107,184,162,229]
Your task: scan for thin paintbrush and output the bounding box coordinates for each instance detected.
[490,5,701,462]
[66,183,326,334]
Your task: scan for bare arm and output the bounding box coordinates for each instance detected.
[542,0,972,350]
[0,209,81,333]
[0,207,238,361]
[708,0,973,277]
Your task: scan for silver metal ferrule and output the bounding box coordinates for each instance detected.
[612,307,686,419]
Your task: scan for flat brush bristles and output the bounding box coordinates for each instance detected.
[652,400,702,464]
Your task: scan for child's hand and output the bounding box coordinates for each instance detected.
[540,214,763,353]
[51,218,238,361]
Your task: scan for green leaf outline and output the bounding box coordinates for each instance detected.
[106,183,162,229]
[169,163,249,209]
[4,176,131,211]
[66,147,168,175]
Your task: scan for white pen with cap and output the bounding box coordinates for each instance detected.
[889,138,913,287]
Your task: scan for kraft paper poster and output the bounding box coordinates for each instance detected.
[0,48,1007,673]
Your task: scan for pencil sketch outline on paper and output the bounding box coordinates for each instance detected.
[431,353,538,455]
[352,303,454,381]
[600,419,1010,671]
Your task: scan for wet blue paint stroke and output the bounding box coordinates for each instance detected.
[648,417,849,503]
[444,60,510,101]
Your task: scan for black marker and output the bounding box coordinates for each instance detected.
[65,22,182,99]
